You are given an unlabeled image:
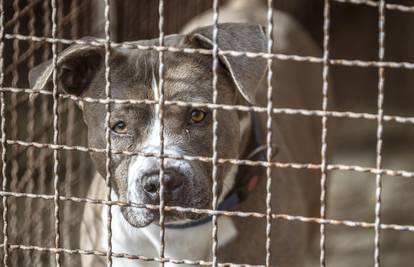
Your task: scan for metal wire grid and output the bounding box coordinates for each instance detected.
[0,0,413,266]
[1,0,92,266]
[319,0,330,265]
[157,1,166,266]
[374,1,386,266]
[265,1,274,266]
[211,0,220,265]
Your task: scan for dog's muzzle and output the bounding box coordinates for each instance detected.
[121,145,210,227]
[140,169,185,202]
[127,146,195,211]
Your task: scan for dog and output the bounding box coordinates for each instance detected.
[29,1,326,266]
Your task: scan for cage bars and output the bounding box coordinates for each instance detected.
[0,0,8,265]
[374,0,386,266]
[0,0,414,266]
[265,0,274,266]
[103,0,113,266]
[211,0,219,266]
[157,0,166,266]
[319,0,330,266]
[51,0,62,265]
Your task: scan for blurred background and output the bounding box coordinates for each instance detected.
[0,0,413,266]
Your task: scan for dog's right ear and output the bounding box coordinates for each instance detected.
[189,23,267,105]
[29,41,104,97]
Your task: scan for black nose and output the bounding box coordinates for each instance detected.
[142,171,184,199]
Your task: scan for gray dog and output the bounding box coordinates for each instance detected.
[30,2,325,266]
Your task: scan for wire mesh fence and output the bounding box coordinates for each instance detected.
[0,1,94,265]
[0,0,414,266]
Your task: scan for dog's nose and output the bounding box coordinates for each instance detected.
[141,171,184,199]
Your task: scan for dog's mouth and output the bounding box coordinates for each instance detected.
[121,205,208,228]
[122,188,211,228]
[121,172,212,227]
[121,206,155,227]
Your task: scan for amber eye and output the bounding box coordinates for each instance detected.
[112,121,128,134]
[190,109,207,124]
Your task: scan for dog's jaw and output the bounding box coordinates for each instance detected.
[121,206,155,228]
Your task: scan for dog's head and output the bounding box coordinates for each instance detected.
[30,23,267,227]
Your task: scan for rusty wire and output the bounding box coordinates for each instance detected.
[103,0,113,266]
[0,0,8,265]
[211,0,220,266]
[5,33,414,70]
[157,0,166,266]
[319,0,330,266]
[265,0,274,266]
[374,1,386,266]
[3,137,414,179]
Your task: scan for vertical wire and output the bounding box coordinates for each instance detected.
[211,0,219,266]
[320,0,330,266]
[0,0,8,265]
[158,0,166,265]
[56,8,64,240]
[104,0,113,266]
[51,0,61,265]
[265,0,274,266]
[374,1,386,266]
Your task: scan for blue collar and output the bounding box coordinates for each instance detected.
[164,192,240,229]
[163,112,265,230]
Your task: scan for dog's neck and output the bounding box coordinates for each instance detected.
[218,112,252,202]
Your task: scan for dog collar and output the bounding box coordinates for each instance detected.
[163,193,241,229]
[164,112,268,229]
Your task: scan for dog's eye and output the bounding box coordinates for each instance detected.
[189,109,207,124]
[111,121,128,134]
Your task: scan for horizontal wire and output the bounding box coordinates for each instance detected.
[0,243,272,267]
[4,33,414,70]
[1,86,414,125]
[333,0,414,12]
[0,244,215,266]
[1,190,414,232]
[5,138,414,178]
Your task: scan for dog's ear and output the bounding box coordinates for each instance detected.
[189,23,267,105]
[29,40,104,97]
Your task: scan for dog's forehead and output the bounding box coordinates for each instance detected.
[110,43,214,102]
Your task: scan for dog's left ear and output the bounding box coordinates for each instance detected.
[29,38,105,98]
[190,23,267,105]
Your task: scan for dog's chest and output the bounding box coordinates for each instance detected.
[101,204,238,267]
